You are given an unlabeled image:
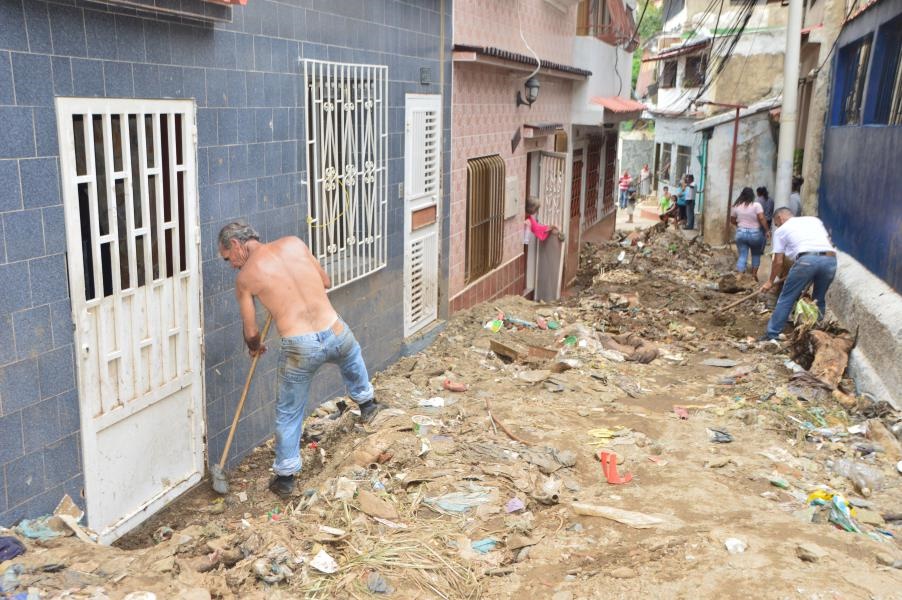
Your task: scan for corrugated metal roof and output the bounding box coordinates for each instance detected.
[453,45,592,77]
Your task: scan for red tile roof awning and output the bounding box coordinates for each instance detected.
[592,96,646,114]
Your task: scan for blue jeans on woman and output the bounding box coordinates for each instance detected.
[765,254,837,339]
[273,319,373,476]
[735,227,765,272]
[619,189,629,209]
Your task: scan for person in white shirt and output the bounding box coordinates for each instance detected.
[759,208,837,340]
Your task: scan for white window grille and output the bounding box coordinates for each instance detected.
[303,59,388,290]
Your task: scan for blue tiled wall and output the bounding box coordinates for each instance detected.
[0,0,452,527]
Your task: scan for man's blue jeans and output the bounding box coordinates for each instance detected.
[619,189,629,209]
[273,319,373,476]
[735,227,765,272]
[685,200,695,229]
[765,255,837,339]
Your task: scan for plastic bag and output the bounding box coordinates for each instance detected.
[831,459,884,496]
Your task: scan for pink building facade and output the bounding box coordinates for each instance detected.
[449,0,641,312]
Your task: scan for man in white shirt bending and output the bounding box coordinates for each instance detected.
[759,208,837,340]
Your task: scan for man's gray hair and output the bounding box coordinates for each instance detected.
[774,207,794,219]
[218,222,260,248]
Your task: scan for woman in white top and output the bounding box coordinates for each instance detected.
[730,187,769,279]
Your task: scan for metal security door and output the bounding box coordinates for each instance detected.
[56,98,204,543]
[403,94,442,337]
[534,151,566,302]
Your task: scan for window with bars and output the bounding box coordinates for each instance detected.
[303,59,388,290]
[465,155,505,284]
[865,14,902,125]
[683,54,707,88]
[834,34,873,126]
[660,60,677,89]
[577,0,613,37]
[70,110,188,302]
[675,145,691,180]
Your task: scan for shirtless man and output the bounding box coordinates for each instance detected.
[218,222,382,497]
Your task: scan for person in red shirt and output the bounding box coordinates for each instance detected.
[524,198,562,243]
[618,170,632,209]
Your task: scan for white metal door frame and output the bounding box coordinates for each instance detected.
[56,97,205,543]
[403,94,442,337]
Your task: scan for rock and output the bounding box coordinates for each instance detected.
[796,543,828,562]
[875,552,898,567]
[868,419,902,462]
[356,490,399,520]
[609,566,637,579]
[855,508,885,526]
[506,534,539,550]
[704,457,733,469]
[551,591,573,600]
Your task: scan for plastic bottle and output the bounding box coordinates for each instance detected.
[831,459,885,496]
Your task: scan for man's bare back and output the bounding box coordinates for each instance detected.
[230,236,337,339]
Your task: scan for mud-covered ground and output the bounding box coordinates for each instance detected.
[3,225,901,600]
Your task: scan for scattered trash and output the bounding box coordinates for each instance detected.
[484,319,503,333]
[571,503,666,529]
[152,526,174,543]
[769,477,790,490]
[831,458,884,496]
[418,397,456,408]
[372,517,408,529]
[443,379,468,393]
[1,565,23,594]
[309,549,339,574]
[470,538,497,554]
[599,451,632,485]
[367,571,395,594]
[425,486,495,513]
[505,497,526,513]
[411,415,436,437]
[123,593,157,600]
[828,494,861,533]
[673,406,689,420]
[707,428,734,443]
[724,538,747,554]
[236,491,248,503]
[334,477,358,501]
[0,537,25,562]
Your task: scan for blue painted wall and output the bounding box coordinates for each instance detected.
[0,0,451,526]
[820,0,902,294]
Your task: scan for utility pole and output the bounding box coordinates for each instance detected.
[775,0,804,208]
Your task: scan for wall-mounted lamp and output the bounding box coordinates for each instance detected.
[516,77,540,107]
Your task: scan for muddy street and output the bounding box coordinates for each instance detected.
[3,225,901,599]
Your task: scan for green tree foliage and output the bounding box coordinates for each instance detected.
[631,1,663,90]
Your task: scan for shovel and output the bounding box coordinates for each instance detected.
[210,313,273,494]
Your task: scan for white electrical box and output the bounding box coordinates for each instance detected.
[505,175,520,219]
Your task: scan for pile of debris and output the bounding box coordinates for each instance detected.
[2,227,900,599]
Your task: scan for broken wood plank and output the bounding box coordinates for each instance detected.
[490,339,528,362]
[807,330,854,389]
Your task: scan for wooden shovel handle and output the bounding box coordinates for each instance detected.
[217,313,273,470]
[718,289,760,313]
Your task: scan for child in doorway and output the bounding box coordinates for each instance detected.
[524,197,564,244]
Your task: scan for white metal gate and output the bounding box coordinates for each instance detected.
[303,60,388,291]
[56,98,204,543]
[403,94,442,337]
[537,151,566,229]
